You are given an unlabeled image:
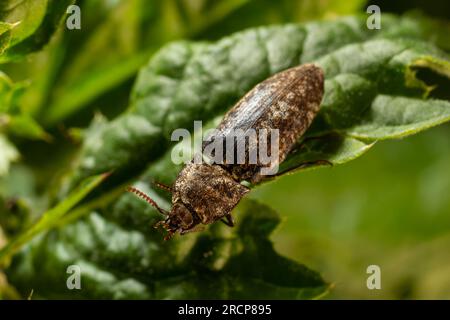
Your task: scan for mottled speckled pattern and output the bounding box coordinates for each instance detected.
[160,64,323,238]
[205,63,324,182]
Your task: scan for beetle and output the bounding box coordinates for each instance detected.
[127,63,325,240]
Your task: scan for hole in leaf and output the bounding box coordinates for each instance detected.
[413,66,450,100]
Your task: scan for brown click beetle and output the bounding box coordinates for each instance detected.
[127,63,325,240]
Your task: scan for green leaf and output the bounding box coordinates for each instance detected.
[0,172,109,267]
[0,0,48,48]
[41,0,153,124]
[0,21,17,55]
[41,0,271,125]
[0,71,14,110]
[70,15,450,186]
[278,134,375,176]
[5,114,52,141]
[0,165,36,238]
[0,73,51,141]
[38,0,365,125]
[7,198,328,299]
[345,95,450,140]
[0,0,74,62]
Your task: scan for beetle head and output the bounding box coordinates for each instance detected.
[156,202,199,240]
[126,186,202,240]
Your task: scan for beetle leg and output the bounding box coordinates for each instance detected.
[180,225,205,235]
[291,134,330,154]
[220,214,235,227]
[279,159,333,176]
[164,230,176,241]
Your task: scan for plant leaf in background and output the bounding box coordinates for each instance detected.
[0,134,19,177]
[39,0,262,125]
[8,198,327,299]
[0,0,73,176]
[70,15,450,186]
[0,172,109,267]
[0,0,74,63]
[0,72,51,142]
[4,13,449,299]
[0,73,19,176]
[23,0,365,125]
[0,71,15,112]
[0,21,17,55]
[0,0,70,196]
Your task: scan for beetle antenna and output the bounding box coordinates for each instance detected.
[126,186,168,216]
[153,181,173,193]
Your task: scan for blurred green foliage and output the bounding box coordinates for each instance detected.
[256,124,450,299]
[0,0,449,299]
